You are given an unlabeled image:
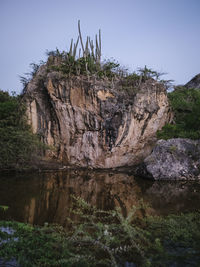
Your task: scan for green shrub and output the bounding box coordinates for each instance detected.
[157,87,200,139]
[0,90,43,169]
[0,197,150,266]
[145,212,200,265]
[48,53,121,79]
[1,198,200,266]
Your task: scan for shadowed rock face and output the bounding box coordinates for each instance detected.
[24,65,171,168]
[185,73,200,89]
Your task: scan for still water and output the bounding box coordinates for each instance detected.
[0,170,200,226]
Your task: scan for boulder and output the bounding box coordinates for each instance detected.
[140,138,200,180]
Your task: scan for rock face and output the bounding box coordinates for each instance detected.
[24,65,171,168]
[185,73,200,89]
[140,138,200,180]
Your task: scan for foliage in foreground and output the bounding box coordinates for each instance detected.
[0,197,200,266]
[0,90,43,169]
[157,87,200,139]
[145,212,200,266]
[0,197,149,267]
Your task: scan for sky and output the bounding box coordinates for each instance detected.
[0,0,200,94]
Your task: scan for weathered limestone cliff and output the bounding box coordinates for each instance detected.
[24,65,172,168]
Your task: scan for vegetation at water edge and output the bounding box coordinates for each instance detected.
[0,197,200,266]
[0,90,44,170]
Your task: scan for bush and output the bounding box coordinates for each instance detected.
[157,87,200,139]
[0,90,43,169]
[0,197,200,266]
[0,197,150,266]
[48,53,122,79]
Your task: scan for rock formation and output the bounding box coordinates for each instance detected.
[139,138,200,180]
[24,64,172,168]
[185,73,200,89]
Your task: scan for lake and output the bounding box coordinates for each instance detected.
[0,169,200,226]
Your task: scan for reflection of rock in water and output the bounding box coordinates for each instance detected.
[24,170,142,226]
[1,171,200,226]
[141,181,200,215]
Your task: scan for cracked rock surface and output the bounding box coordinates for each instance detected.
[24,65,171,168]
[140,138,200,180]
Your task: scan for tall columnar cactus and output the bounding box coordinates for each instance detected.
[89,38,95,59]
[98,29,101,62]
[53,21,103,76]
[77,20,101,63]
[73,36,79,58]
[78,20,85,57]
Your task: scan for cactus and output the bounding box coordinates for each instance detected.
[78,20,85,56]
[98,29,101,62]
[85,36,89,57]
[95,34,99,62]
[89,38,95,59]
[78,48,81,59]
[78,20,101,65]
[73,36,79,58]
[48,21,106,77]
[69,38,73,56]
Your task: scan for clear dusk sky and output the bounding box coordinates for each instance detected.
[0,0,200,94]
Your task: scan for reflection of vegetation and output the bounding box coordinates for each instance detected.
[0,90,43,170]
[0,206,9,211]
[158,87,200,139]
[0,197,199,266]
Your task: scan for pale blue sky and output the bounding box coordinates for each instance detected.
[0,0,200,94]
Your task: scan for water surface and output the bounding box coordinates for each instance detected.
[0,170,200,226]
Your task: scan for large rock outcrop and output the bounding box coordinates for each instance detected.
[24,65,171,168]
[139,138,200,180]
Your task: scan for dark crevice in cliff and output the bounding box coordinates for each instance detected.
[116,112,132,147]
[42,85,62,151]
[141,112,153,136]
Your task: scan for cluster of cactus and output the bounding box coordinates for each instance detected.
[47,20,105,77]
[46,21,127,80]
[47,22,173,86]
[78,20,101,64]
[67,20,101,66]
